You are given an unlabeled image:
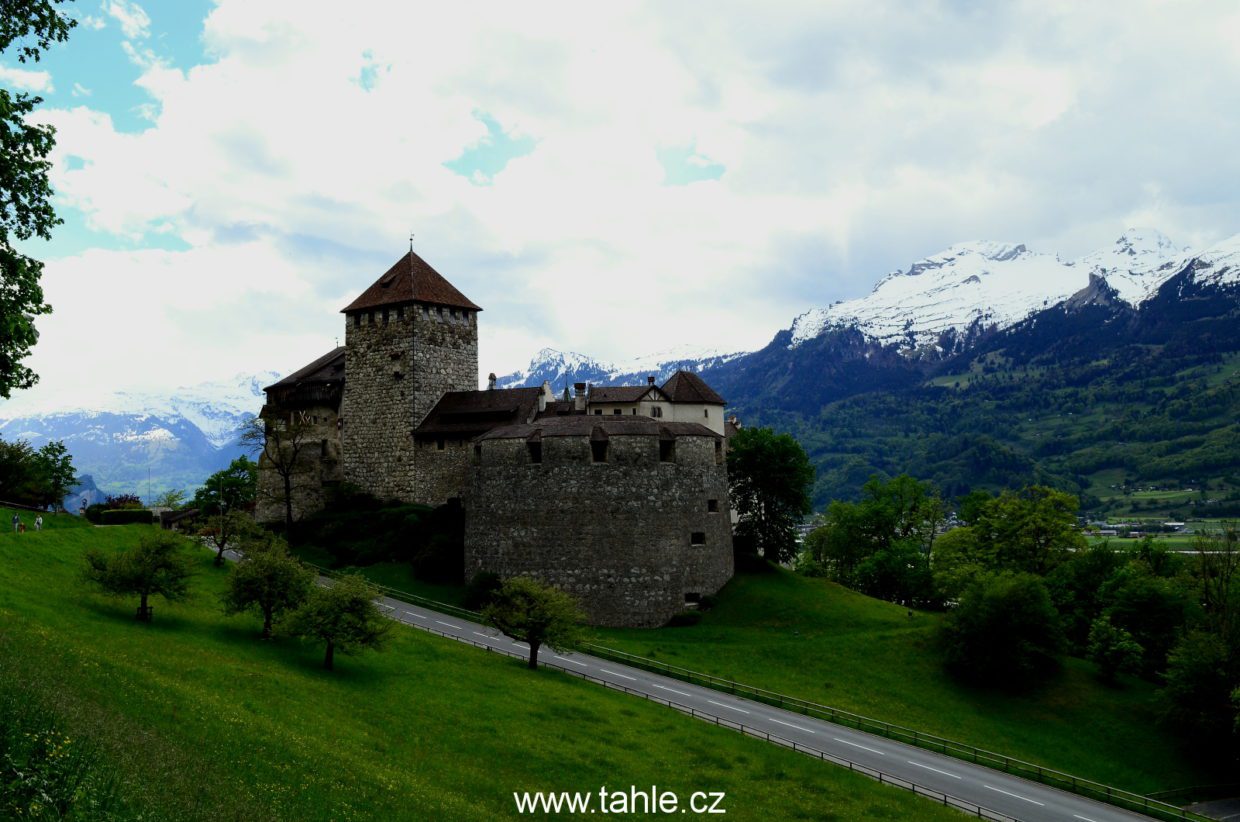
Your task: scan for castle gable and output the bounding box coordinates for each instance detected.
[342,250,481,313]
[661,370,725,405]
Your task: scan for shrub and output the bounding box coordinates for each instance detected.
[99,509,154,526]
[83,503,107,524]
[464,571,502,611]
[666,611,703,627]
[941,572,1061,686]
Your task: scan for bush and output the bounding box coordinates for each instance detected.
[99,509,154,525]
[941,572,1061,686]
[83,503,107,524]
[464,571,502,611]
[666,611,703,627]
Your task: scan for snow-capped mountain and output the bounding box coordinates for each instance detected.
[496,346,744,391]
[787,228,1207,353]
[0,372,276,500]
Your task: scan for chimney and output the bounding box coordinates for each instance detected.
[573,382,587,412]
[487,372,497,391]
[647,375,655,386]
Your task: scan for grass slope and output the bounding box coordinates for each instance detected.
[596,567,1217,795]
[0,512,964,821]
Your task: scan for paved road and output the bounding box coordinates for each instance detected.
[370,591,1158,822]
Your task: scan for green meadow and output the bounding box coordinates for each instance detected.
[594,567,1219,796]
[0,511,966,821]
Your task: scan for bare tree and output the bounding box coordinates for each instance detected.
[240,412,313,537]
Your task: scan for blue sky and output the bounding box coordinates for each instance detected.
[2,0,1240,413]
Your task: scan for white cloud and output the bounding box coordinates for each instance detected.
[9,0,1240,404]
[0,65,53,92]
[71,82,92,97]
[104,0,151,40]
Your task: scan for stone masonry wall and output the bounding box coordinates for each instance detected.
[411,437,475,507]
[255,405,342,524]
[341,304,477,504]
[464,434,734,627]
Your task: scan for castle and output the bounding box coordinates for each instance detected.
[257,250,734,627]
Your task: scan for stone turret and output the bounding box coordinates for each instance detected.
[339,251,480,503]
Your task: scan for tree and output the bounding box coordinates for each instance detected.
[0,1,75,397]
[727,427,814,564]
[152,488,187,510]
[1161,630,1237,750]
[482,576,585,670]
[284,574,389,670]
[1194,523,1239,643]
[809,474,944,604]
[971,486,1085,575]
[1086,616,1143,684]
[223,534,313,638]
[201,509,257,567]
[241,414,313,535]
[188,456,257,515]
[31,439,74,510]
[83,531,194,622]
[940,572,1061,685]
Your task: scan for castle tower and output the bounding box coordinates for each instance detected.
[339,250,480,502]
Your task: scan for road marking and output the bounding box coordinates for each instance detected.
[600,668,638,681]
[555,656,588,667]
[404,611,426,620]
[472,631,491,638]
[768,717,815,734]
[707,699,751,714]
[984,785,1044,806]
[833,737,885,755]
[653,684,693,697]
[434,620,460,629]
[907,760,961,779]
[1073,816,1099,822]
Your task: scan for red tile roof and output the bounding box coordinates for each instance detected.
[342,250,481,313]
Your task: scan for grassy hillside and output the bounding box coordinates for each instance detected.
[0,511,965,821]
[595,567,1220,796]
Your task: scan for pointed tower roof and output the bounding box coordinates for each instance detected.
[341,250,481,313]
[660,370,725,405]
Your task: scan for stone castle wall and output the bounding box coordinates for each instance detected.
[464,433,734,627]
[255,405,343,523]
[340,304,477,503]
[411,437,475,506]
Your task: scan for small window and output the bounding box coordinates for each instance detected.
[473,444,482,463]
[368,310,375,325]
[707,499,719,513]
[382,308,390,324]
[353,313,361,328]
[652,406,663,418]
[690,532,706,546]
[397,306,405,320]
[631,408,636,415]
[715,439,723,464]
[320,439,328,457]
[591,441,608,463]
[613,408,622,415]
[437,438,445,451]
[527,441,542,464]
[704,408,709,419]
[684,592,701,604]
[659,440,675,463]
[593,409,603,416]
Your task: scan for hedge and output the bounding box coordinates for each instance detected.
[100,509,155,525]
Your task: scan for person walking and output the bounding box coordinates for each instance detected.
[34,514,43,532]
[11,513,19,533]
